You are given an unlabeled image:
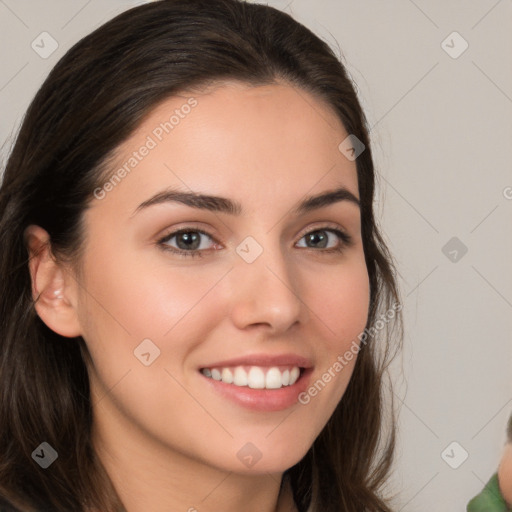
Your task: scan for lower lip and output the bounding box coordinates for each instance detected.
[200,369,313,412]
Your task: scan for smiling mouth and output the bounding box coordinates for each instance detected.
[200,365,304,390]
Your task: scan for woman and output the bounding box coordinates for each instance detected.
[0,0,403,510]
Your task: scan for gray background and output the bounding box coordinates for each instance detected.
[1,1,511,510]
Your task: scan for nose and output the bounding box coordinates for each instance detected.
[229,242,307,334]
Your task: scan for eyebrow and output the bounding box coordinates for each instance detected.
[131,185,360,218]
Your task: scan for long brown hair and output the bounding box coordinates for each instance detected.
[0,1,403,510]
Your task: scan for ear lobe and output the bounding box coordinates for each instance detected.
[24,224,82,338]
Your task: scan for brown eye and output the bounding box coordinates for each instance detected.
[157,228,218,258]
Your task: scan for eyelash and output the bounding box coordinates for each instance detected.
[156,225,353,259]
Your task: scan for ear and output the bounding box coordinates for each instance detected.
[24,225,82,338]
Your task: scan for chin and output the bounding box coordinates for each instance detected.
[214,441,311,476]
[231,456,304,476]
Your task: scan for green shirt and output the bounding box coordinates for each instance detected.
[467,473,510,511]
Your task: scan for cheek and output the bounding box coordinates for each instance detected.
[76,251,231,428]
[310,254,370,348]
[80,240,223,333]
[295,254,370,412]
[76,243,239,403]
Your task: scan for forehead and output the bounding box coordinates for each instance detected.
[93,81,359,217]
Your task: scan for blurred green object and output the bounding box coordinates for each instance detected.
[467,473,509,511]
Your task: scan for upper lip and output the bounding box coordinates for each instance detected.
[200,353,313,369]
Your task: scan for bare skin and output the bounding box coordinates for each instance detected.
[25,81,369,512]
[498,444,512,506]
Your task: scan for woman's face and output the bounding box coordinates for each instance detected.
[72,81,370,475]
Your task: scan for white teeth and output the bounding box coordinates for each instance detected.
[289,367,300,385]
[233,367,248,386]
[248,367,265,389]
[265,367,283,389]
[201,365,302,389]
[221,368,233,384]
